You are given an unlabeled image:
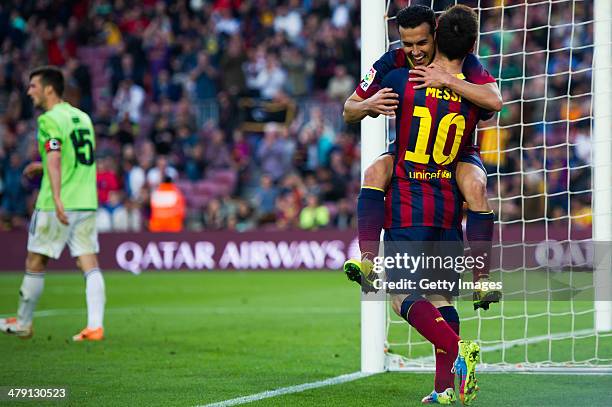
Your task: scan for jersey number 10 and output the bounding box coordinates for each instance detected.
[404,106,465,165]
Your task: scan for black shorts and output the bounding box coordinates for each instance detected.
[381,226,463,297]
[458,145,487,175]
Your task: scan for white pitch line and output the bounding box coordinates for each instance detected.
[0,306,357,319]
[198,372,373,407]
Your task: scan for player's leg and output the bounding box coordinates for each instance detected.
[72,253,105,341]
[386,227,462,360]
[68,211,105,342]
[400,294,466,405]
[455,158,493,282]
[428,296,461,402]
[0,252,49,338]
[421,300,459,404]
[1,210,67,338]
[438,227,481,405]
[17,212,60,334]
[392,294,461,366]
[456,153,501,311]
[344,153,393,287]
[413,292,479,405]
[386,226,461,360]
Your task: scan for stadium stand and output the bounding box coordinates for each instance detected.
[0,0,593,234]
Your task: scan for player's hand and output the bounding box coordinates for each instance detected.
[409,64,453,90]
[473,289,502,311]
[366,88,399,117]
[54,198,69,225]
[23,162,43,178]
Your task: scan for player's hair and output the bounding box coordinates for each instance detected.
[436,5,478,61]
[29,65,64,96]
[396,5,436,34]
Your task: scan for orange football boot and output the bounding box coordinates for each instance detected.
[72,327,104,342]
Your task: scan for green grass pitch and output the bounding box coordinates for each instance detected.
[1,271,611,406]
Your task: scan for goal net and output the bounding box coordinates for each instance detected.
[372,0,612,373]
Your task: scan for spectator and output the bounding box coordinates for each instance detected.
[213,6,240,36]
[252,174,279,224]
[219,35,247,96]
[326,65,355,101]
[97,156,121,208]
[147,155,178,189]
[184,144,207,181]
[204,128,233,170]
[234,199,255,232]
[276,192,300,229]
[122,145,146,201]
[333,198,354,230]
[273,2,303,43]
[65,57,93,114]
[299,194,330,230]
[109,51,144,94]
[189,51,218,101]
[203,198,225,230]
[281,46,313,97]
[113,114,136,147]
[112,78,145,124]
[302,106,336,167]
[150,114,175,155]
[46,25,76,66]
[250,53,287,100]
[317,166,345,202]
[217,91,239,136]
[97,189,130,232]
[231,129,251,170]
[331,0,352,29]
[93,102,113,141]
[153,69,182,103]
[256,123,293,182]
[1,153,27,229]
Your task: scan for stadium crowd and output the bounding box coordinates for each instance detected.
[0,0,595,232]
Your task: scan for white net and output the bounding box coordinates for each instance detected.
[381,0,612,372]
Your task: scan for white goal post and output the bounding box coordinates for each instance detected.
[360,0,612,374]
[592,0,612,334]
[360,0,387,374]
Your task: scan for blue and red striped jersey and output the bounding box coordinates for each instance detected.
[356,49,496,100]
[381,68,487,230]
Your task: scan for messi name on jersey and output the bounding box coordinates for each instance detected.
[425,86,462,102]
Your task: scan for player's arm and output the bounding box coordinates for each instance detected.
[23,162,43,178]
[343,89,399,123]
[443,75,502,112]
[344,50,402,123]
[39,115,69,225]
[46,150,68,225]
[409,64,502,112]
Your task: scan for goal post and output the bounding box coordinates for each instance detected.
[359,0,387,374]
[593,0,612,333]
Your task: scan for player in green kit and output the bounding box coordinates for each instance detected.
[0,66,105,341]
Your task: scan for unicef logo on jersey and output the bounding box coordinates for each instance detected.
[407,170,452,180]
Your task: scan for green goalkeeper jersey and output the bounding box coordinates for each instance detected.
[35,102,98,211]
